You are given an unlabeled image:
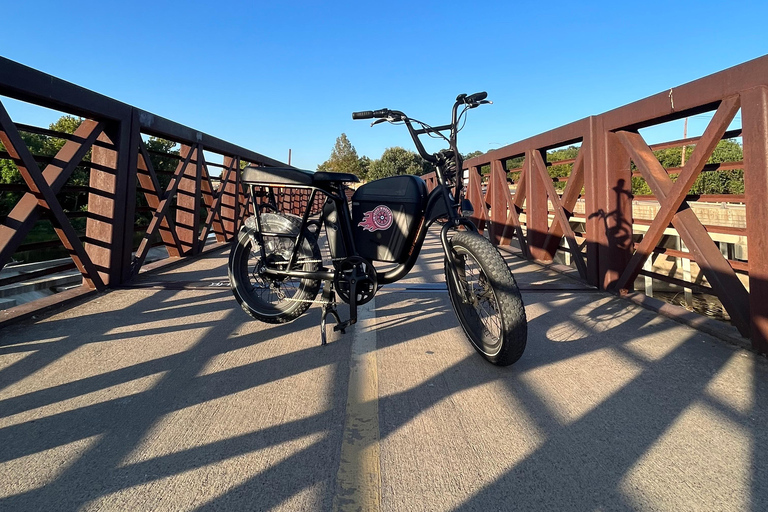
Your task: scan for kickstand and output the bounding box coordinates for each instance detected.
[320,279,343,346]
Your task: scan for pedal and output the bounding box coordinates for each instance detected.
[333,318,355,334]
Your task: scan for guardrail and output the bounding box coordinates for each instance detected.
[441,54,768,353]
[0,57,291,324]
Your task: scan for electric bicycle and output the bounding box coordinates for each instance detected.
[228,92,527,365]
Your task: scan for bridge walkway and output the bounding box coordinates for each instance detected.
[1,229,767,511]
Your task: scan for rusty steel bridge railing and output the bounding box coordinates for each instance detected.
[0,57,315,325]
[4,55,768,355]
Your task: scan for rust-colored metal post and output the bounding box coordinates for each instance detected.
[594,124,633,290]
[175,144,201,255]
[236,157,251,229]
[220,156,238,240]
[488,160,515,246]
[467,165,487,232]
[525,149,549,261]
[741,85,768,353]
[120,112,140,281]
[583,117,602,287]
[86,119,134,286]
[422,172,437,192]
[194,149,203,252]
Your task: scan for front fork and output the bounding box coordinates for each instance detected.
[440,219,477,304]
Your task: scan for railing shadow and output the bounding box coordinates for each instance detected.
[0,231,766,511]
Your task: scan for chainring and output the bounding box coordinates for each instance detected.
[334,256,377,305]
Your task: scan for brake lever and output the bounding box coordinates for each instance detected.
[371,118,388,127]
[468,100,493,109]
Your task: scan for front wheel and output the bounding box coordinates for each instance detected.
[444,231,527,366]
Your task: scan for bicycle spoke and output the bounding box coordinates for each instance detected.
[463,254,501,340]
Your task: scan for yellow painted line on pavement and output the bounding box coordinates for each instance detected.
[333,298,381,511]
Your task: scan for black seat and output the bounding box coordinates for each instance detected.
[241,167,313,185]
[314,171,360,183]
[241,166,360,186]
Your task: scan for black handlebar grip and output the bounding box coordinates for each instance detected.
[372,109,389,117]
[352,111,374,120]
[466,92,488,103]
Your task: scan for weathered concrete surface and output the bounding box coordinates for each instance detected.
[1,229,767,511]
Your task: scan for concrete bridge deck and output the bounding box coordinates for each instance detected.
[1,230,767,511]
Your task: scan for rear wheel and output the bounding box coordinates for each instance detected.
[444,231,527,366]
[229,213,321,323]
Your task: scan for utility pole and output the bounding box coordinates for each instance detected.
[681,118,688,166]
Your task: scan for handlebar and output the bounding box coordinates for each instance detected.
[456,91,487,104]
[352,109,390,120]
[352,92,491,211]
[466,91,487,103]
[351,92,490,164]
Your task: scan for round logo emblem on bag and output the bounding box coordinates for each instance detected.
[358,205,393,232]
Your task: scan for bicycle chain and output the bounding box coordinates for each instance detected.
[281,296,337,305]
[249,238,347,305]
[292,257,346,265]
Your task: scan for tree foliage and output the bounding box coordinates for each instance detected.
[1,115,88,217]
[316,133,366,179]
[632,139,744,195]
[316,131,745,196]
[0,115,185,249]
[545,146,580,191]
[366,147,431,181]
[134,137,180,226]
[500,141,743,196]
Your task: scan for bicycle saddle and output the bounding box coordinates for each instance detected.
[241,166,360,186]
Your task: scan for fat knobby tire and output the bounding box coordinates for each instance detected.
[445,231,527,366]
[228,213,321,324]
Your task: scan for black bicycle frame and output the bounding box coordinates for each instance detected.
[255,178,460,284]
[253,95,481,302]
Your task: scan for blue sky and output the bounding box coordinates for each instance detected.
[3,0,768,169]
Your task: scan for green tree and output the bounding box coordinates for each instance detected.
[358,155,371,180]
[462,150,488,175]
[144,136,179,186]
[317,133,364,178]
[367,147,430,181]
[134,137,179,227]
[546,146,581,191]
[1,115,87,216]
[51,117,89,210]
[633,139,744,195]
[503,147,579,188]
